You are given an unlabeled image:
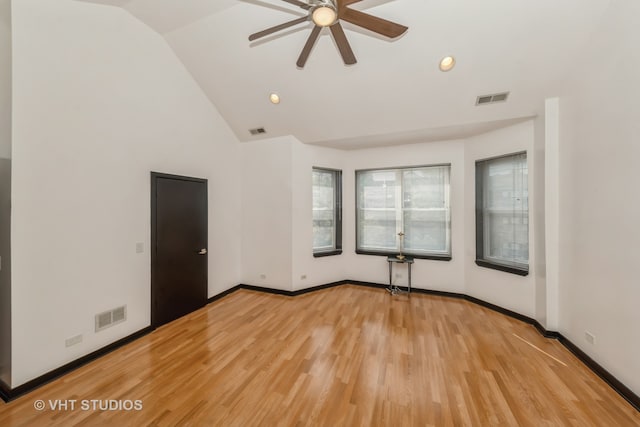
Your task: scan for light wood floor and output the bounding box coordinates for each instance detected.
[1,285,638,426]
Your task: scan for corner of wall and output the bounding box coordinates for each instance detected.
[532,111,548,328]
[0,0,11,387]
[543,98,560,331]
[239,136,294,291]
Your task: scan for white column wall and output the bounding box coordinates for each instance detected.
[557,0,640,396]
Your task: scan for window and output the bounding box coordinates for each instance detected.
[356,165,451,259]
[475,152,529,275]
[312,168,342,256]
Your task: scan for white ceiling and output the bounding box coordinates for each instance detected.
[77,0,612,148]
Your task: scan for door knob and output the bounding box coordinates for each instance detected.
[198,248,208,255]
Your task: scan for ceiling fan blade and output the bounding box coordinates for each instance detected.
[297,25,322,68]
[330,23,357,65]
[281,0,312,10]
[249,16,309,41]
[340,7,408,38]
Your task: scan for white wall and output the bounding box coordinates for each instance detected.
[0,158,10,386]
[543,99,559,330]
[240,137,294,291]
[533,111,547,327]
[0,0,11,387]
[240,138,348,291]
[463,121,537,317]
[10,0,242,387]
[558,0,640,395]
[0,0,10,159]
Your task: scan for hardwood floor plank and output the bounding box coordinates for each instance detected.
[0,285,638,426]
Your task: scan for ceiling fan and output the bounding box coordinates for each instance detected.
[249,0,408,68]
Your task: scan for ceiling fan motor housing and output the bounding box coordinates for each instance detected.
[310,0,336,7]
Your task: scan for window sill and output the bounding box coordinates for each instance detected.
[475,259,529,276]
[313,250,343,258]
[356,250,451,261]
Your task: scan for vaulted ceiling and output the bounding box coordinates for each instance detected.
[77,0,612,148]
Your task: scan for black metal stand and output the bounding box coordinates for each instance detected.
[386,255,414,295]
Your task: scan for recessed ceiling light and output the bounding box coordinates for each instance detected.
[439,56,456,72]
[269,93,280,104]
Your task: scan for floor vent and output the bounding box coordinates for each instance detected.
[249,127,266,136]
[476,92,510,106]
[95,305,127,332]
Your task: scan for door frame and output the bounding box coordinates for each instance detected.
[150,171,208,328]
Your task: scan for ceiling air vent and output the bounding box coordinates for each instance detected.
[249,127,266,136]
[476,92,510,106]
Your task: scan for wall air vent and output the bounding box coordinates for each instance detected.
[112,306,126,323]
[95,305,127,332]
[249,127,266,136]
[476,92,510,106]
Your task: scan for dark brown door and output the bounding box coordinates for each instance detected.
[151,172,208,328]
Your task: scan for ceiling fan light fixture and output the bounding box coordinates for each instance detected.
[248,0,408,67]
[312,5,337,27]
[439,56,456,72]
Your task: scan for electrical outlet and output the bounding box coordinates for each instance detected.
[584,331,596,345]
[65,334,83,348]
[300,275,307,280]
[136,242,144,253]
